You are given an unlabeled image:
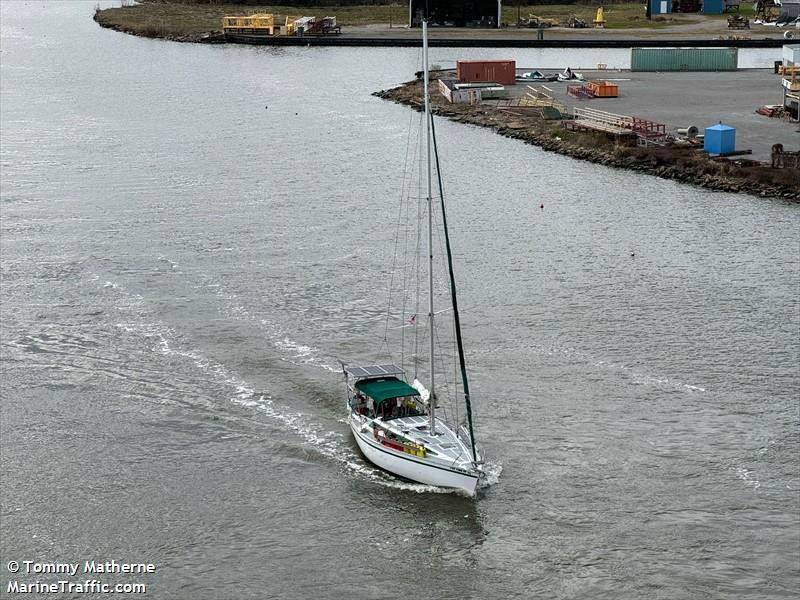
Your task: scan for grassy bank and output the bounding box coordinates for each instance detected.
[95,3,410,37]
[95,1,710,39]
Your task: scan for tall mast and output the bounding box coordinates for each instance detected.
[423,20,436,435]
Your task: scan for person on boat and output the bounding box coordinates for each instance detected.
[354,392,366,415]
[396,397,404,418]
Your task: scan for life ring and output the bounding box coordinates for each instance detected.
[785,30,794,39]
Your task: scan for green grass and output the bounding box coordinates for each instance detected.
[95,2,412,36]
[500,3,695,29]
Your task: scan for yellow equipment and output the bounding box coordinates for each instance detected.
[593,6,606,28]
[528,13,559,27]
[223,14,275,35]
[222,13,300,36]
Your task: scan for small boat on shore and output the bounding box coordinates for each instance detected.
[516,70,558,82]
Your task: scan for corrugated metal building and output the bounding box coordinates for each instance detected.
[631,47,738,71]
[648,0,672,15]
[409,0,502,27]
[779,0,800,19]
[703,0,725,14]
[648,0,725,15]
[649,0,667,14]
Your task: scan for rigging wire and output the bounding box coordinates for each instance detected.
[430,112,478,462]
[381,101,420,365]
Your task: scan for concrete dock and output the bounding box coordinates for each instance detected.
[504,69,799,163]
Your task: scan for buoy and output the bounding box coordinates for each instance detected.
[540,203,544,210]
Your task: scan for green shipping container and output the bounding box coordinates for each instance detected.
[631,47,738,72]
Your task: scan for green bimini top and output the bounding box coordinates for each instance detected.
[354,377,420,405]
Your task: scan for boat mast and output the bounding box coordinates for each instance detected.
[429,116,478,464]
[423,20,436,436]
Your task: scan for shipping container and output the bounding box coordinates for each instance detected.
[703,0,724,13]
[586,80,619,97]
[649,0,672,15]
[456,60,516,85]
[631,48,738,72]
[704,123,736,155]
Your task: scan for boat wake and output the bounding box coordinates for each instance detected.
[198,274,341,373]
[99,274,499,496]
[479,461,503,489]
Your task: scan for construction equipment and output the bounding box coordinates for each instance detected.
[754,0,778,22]
[222,13,338,36]
[566,15,588,28]
[724,0,740,12]
[223,14,279,35]
[301,16,341,35]
[727,14,750,28]
[519,14,558,28]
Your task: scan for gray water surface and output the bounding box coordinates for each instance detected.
[1,2,798,599]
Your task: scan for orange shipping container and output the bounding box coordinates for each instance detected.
[586,80,619,98]
[456,60,516,85]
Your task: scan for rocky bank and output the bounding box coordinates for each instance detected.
[375,79,800,201]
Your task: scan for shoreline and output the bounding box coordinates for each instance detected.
[374,79,800,201]
[220,34,789,48]
[93,5,795,47]
[91,10,798,200]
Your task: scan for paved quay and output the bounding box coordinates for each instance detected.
[498,69,799,163]
[345,18,794,41]
[228,18,796,46]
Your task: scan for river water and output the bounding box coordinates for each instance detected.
[1,2,798,599]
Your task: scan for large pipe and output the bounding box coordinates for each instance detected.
[677,125,699,138]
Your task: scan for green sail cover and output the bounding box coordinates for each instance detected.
[354,377,420,405]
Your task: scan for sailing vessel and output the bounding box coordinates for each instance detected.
[342,21,485,496]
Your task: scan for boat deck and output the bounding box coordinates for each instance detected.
[376,414,474,469]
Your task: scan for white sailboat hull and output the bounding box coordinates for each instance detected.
[349,415,480,496]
